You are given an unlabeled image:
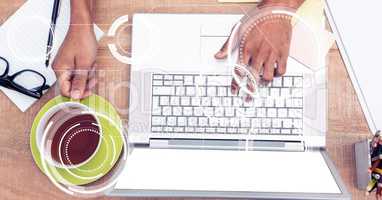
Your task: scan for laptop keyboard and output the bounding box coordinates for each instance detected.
[151,74,304,135]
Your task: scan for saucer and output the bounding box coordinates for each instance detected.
[30,95,124,185]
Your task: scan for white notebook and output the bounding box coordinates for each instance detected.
[325,0,382,134]
[0,0,104,112]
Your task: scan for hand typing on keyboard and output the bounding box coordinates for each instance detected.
[214,0,305,96]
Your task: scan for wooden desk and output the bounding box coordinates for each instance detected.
[0,0,373,199]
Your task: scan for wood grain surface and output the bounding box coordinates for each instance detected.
[0,0,374,199]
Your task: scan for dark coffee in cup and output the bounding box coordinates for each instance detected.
[44,106,102,168]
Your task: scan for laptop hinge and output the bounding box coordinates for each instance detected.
[149,138,305,152]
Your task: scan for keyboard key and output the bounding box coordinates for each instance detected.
[173,107,182,116]
[207,76,230,86]
[204,107,214,117]
[227,128,237,133]
[293,119,303,128]
[201,97,211,106]
[282,119,293,128]
[212,97,221,107]
[259,88,268,97]
[184,76,194,85]
[214,107,224,117]
[270,88,280,97]
[173,80,183,85]
[170,96,180,106]
[153,86,174,95]
[281,88,290,97]
[198,117,209,127]
[267,108,277,118]
[174,75,183,80]
[233,97,243,107]
[254,98,263,107]
[164,75,173,80]
[188,117,197,126]
[250,128,259,134]
[195,127,205,133]
[152,126,162,132]
[292,129,302,135]
[238,128,248,134]
[174,127,184,132]
[153,74,163,80]
[176,86,185,96]
[257,108,266,117]
[181,97,190,106]
[292,99,303,107]
[164,80,173,86]
[167,117,176,126]
[164,127,173,132]
[251,118,261,128]
[278,109,287,118]
[191,97,201,106]
[230,118,240,127]
[195,75,207,85]
[186,86,196,96]
[294,77,303,87]
[196,87,206,96]
[217,128,227,133]
[283,76,293,87]
[219,118,230,127]
[222,97,232,107]
[271,129,280,134]
[272,119,282,128]
[261,118,271,128]
[160,96,169,105]
[260,129,270,134]
[194,107,204,116]
[185,127,195,132]
[265,98,274,107]
[152,117,166,126]
[291,88,303,98]
[281,129,291,134]
[236,108,245,117]
[209,118,220,127]
[206,128,216,133]
[152,106,161,115]
[289,109,303,118]
[217,87,227,96]
[163,107,172,116]
[245,108,256,118]
[275,98,285,108]
[178,117,187,126]
[240,118,251,127]
[207,87,216,96]
[183,107,193,116]
[272,77,282,87]
[225,107,235,117]
[153,80,163,86]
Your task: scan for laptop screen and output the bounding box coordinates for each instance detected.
[115,148,341,194]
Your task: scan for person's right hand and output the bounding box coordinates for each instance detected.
[52,24,98,99]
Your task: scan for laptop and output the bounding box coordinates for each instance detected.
[109,12,350,199]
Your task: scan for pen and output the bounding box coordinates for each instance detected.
[45,0,61,68]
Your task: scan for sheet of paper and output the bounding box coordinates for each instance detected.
[325,0,382,133]
[0,0,104,112]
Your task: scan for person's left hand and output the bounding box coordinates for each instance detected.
[52,24,98,99]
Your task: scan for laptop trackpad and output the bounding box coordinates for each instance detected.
[115,149,341,194]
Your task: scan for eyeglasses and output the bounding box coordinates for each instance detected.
[0,56,50,99]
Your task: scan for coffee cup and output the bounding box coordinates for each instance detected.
[36,102,103,169]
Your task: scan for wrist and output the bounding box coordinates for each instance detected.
[258,0,304,9]
[70,0,94,25]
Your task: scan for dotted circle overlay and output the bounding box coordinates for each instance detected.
[63,126,101,166]
[239,14,292,64]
